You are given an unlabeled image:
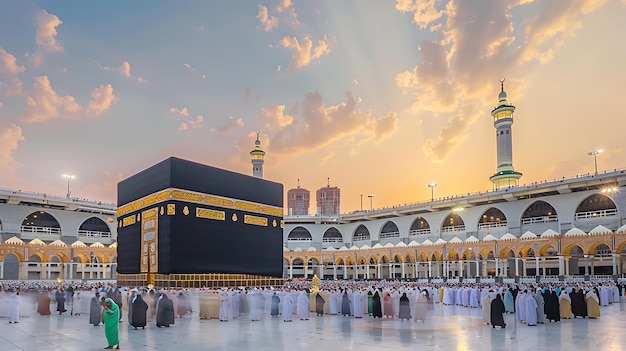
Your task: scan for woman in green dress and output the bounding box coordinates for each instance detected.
[103,297,120,349]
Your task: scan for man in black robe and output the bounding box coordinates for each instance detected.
[570,287,587,318]
[372,290,382,318]
[130,294,149,329]
[270,292,280,317]
[490,294,506,328]
[398,293,411,321]
[89,292,102,326]
[545,289,560,322]
[315,293,325,316]
[156,294,175,327]
[55,289,66,315]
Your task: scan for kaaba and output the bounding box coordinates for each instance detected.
[116,157,284,278]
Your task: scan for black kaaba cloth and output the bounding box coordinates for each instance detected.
[116,157,284,277]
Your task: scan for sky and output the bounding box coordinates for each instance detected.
[0,0,625,213]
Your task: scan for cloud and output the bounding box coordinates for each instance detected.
[119,61,131,77]
[179,114,204,131]
[23,75,115,122]
[396,0,608,161]
[0,48,25,95]
[184,63,205,80]
[320,151,334,166]
[0,124,24,184]
[210,116,245,133]
[257,5,279,32]
[36,9,63,53]
[280,36,331,70]
[87,84,116,115]
[25,51,45,68]
[261,91,397,154]
[275,0,292,13]
[169,106,189,116]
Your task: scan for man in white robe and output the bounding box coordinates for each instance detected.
[219,290,230,322]
[8,291,20,324]
[297,291,310,320]
[524,291,538,326]
[352,290,364,318]
[282,292,293,322]
[481,290,496,324]
[248,289,263,321]
[329,290,340,315]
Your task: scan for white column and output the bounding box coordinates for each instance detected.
[535,257,540,276]
[495,258,499,277]
[366,265,370,279]
[475,261,480,278]
[389,264,393,279]
[377,263,381,278]
[558,256,564,276]
[459,260,463,278]
[515,258,519,276]
[414,263,418,278]
[333,265,337,280]
[81,263,85,280]
[0,262,3,279]
[289,265,293,279]
[428,261,432,278]
[401,263,405,278]
[343,264,347,279]
[612,254,617,275]
[47,263,51,280]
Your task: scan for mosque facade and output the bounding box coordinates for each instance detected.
[0,83,625,285]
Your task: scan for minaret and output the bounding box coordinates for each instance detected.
[489,79,522,190]
[250,132,265,178]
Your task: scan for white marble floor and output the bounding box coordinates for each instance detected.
[1,296,625,351]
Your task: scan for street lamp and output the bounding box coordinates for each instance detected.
[63,174,75,198]
[427,183,437,201]
[368,194,375,211]
[587,150,602,175]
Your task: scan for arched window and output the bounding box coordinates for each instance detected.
[478,207,507,229]
[21,211,61,235]
[521,201,558,225]
[287,227,312,241]
[353,225,370,242]
[442,213,465,233]
[322,227,343,243]
[79,217,112,238]
[575,194,618,220]
[380,221,400,239]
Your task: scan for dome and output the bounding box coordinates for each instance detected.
[395,242,408,247]
[500,233,517,241]
[464,235,479,243]
[384,242,395,248]
[90,241,105,248]
[617,224,626,234]
[589,225,612,235]
[324,246,336,251]
[50,239,68,247]
[293,247,303,252]
[71,240,88,248]
[483,234,497,241]
[372,243,384,249]
[434,238,447,245]
[564,227,586,237]
[108,242,118,248]
[360,244,371,250]
[283,247,290,252]
[29,238,46,246]
[448,237,463,243]
[307,246,317,252]
[338,246,349,251]
[520,231,537,240]
[421,239,433,246]
[540,229,560,238]
[4,236,24,245]
[349,245,360,251]
[408,240,421,247]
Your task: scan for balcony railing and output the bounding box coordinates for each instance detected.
[441,225,466,233]
[574,209,618,220]
[78,230,112,238]
[21,226,61,235]
[409,228,431,236]
[322,237,343,243]
[380,231,400,239]
[521,215,558,225]
[353,235,370,241]
[287,237,312,241]
[478,221,508,229]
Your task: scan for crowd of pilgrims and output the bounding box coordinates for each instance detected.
[0,279,624,330]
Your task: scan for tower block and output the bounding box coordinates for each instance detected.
[489,79,522,189]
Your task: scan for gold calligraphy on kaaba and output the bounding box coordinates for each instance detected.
[122,216,136,227]
[117,187,283,218]
[167,204,175,215]
[196,207,225,221]
[171,190,203,202]
[204,195,234,207]
[244,214,268,226]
